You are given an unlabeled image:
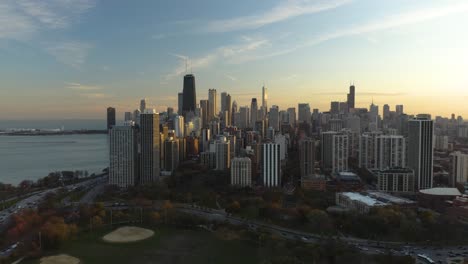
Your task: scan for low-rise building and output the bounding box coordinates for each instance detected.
[376,168,414,193]
[301,174,327,191]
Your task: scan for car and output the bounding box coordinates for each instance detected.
[301,237,308,241]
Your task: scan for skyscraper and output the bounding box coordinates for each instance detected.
[164,137,179,173]
[200,99,209,128]
[231,157,252,187]
[239,106,250,129]
[215,136,230,170]
[177,93,183,115]
[347,84,355,109]
[396,105,404,115]
[182,74,196,115]
[140,109,160,184]
[262,143,281,187]
[109,124,138,188]
[262,85,268,117]
[140,98,146,113]
[298,103,311,124]
[269,105,280,131]
[208,89,217,120]
[287,107,296,127]
[220,92,232,126]
[321,131,349,173]
[250,98,258,128]
[124,111,132,122]
[450,151,468,186]
[299,138,315,178]
[408,114,434,190]
[174,115,185,138]
[107,107,116,130]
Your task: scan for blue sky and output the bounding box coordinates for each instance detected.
[0,0,468,119]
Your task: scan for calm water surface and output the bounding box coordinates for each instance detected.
[0,134,108,185]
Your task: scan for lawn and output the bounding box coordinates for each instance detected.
[23,226,261,264]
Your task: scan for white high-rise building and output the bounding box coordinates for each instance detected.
[435,135,449,151]
[215,136,230,170]
[359,131,383,169]
[274,134,287,161]
[262,143,281,187]
[376,135,406,170]
[408,114,434,190]
[321,131,349,173]
[109,124,137,188]
[231,157,252,187]
[450,151,468,186]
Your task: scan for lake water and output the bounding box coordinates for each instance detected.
[0,134,108,185]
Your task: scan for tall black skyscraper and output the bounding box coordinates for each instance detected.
[182,74,196,115]
[107,107,116,130]
[347,84,355,109]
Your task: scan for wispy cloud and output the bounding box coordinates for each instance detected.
[0,0,95,39]
[248,2,468,61]
[0,0,96,67]
[80,93,111,99]
[45,41,92,68]
[166,37,270,79]
[204,0,352,32]
[225,74,237,81]
[66,82,103,91]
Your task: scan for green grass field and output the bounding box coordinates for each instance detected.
[23,226,261,264]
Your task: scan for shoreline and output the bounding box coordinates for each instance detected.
[0,130,107,136]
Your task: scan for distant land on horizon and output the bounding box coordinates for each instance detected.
[0,119,112,131]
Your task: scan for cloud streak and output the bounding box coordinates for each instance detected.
[204,0,352,32]
[66,82,103,91]
[243,2,468,62]
[0,0,96,67]
[166,37,270,79]
[45,41,92,69]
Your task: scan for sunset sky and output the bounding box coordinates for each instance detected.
[0,0,467,120]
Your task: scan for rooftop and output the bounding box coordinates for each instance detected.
[419,188,462,196]
[367,191,416,205]
[340,192,387,207]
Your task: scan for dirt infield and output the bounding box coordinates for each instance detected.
[102,226,155,243]
[39,254,80,264]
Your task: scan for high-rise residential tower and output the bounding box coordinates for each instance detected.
[347,84,355,109]
[250,98,258,128]
[107,107,116,130]
[182,74,196,115]
[298,103,311,124]
[109,124,138,188]
[262,143,281,187]
[140,99,146,113]
[177,93,183,115]
[408,114,434,190]
[262,85,268,117]
[299,138,315,178]
[208,89,217,120]
[140,109,160,184]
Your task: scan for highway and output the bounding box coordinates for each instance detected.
[176,205,468,264]
[0,175,107,232]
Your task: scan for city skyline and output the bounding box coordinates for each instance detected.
[1,0,468,119]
